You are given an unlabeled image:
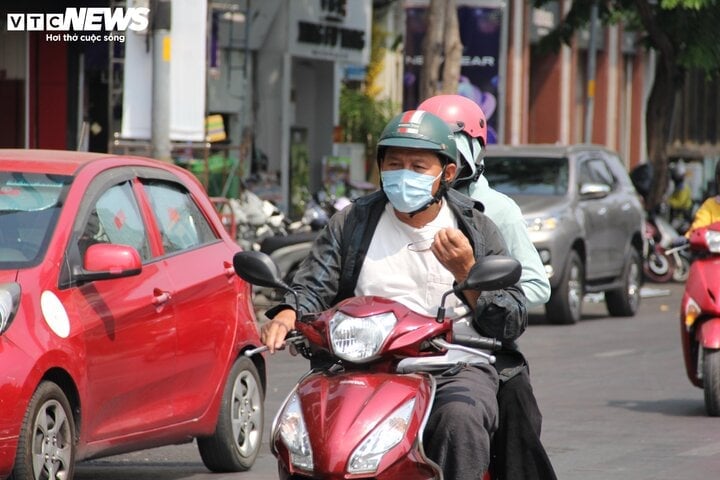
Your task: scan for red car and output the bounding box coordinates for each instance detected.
[0,150,266,480]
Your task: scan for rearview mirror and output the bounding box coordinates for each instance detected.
[233,251,292,292]
[456,255,522,292]
[436,255,522,323]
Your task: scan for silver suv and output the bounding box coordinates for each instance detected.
[483,144,645,324]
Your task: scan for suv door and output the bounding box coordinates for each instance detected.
[576,157,615,278]
[602,151,642,274]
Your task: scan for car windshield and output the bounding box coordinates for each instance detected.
[0,172,72,268]
[484,156,569,196]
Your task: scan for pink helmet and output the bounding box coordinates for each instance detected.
[417,94,487,146]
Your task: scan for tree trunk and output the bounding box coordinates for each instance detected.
[645,54,679,212]
[441,0,461,94]
[420,0,446,101]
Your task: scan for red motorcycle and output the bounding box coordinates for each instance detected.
[234,251,520,479]
[680,221,720,416]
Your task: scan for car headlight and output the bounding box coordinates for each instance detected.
[684,296,701,329]
[348,398,415,474]
[526,215,559,232]
[706,230,720,253]
[329,311,397,362]
[276,393,313,471]
[0,283,21,335]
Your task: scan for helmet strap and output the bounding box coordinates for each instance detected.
[409,164,448,217]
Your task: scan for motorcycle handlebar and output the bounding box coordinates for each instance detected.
[244,332,307,357]
[452,334,502,351]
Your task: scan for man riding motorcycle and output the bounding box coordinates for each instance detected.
[261,110,527,479]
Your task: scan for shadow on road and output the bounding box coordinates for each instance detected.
[607,398,706,417]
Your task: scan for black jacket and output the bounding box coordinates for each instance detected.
[268,189,528,343]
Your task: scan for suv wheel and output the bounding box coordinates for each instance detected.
[547,251,584,324]
[605,248,642,317]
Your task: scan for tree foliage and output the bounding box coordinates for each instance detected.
[534,0,720,210]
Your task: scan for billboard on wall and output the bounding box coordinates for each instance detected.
[404,3,504,144]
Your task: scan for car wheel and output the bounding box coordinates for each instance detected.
[198,356,264,472]
[606,248,642,317]
[546,251,584,324]
[13,381,76,480]
[703,348,720,417]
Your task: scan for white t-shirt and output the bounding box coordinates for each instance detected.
[355,201,485,368]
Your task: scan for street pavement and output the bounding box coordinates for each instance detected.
[76,280,720,480]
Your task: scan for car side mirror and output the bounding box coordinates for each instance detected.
[579,182,611,199]
[75,243,142,282]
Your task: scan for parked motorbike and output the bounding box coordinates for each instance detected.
[643,217,675,283]
[680,221,720,416]
[643,214,691,283]
[234,250,520,479]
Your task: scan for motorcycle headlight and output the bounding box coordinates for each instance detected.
[0,283,21,335]
[526,215,559,232]
[276,393,313,471]
[706,230,720,253]
[329,311,397,362]
[684,296,701,329]
[348,398,415,474]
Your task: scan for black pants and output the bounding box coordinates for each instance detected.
[424,363,499,480]
[490,368,557,480]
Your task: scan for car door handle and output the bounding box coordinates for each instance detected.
[152,288,172,305]
[223,260,235,278]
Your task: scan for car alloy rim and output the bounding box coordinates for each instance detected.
[568,263,582,319]
[231,370,263,457]
[32,399,73,479]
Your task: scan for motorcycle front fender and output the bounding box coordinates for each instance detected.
[274,370,438,479]
[699,318,720,349]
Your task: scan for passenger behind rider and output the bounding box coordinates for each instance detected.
[261,110,528,480]
[686,161,720,238]
[418,94,556,480]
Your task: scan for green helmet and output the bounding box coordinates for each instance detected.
[377,110,458,167]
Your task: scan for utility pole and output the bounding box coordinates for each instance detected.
[584,0,599,144]
[152,0,172,162]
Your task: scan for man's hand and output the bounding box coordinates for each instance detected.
[260,308,297,354]
[431,228,475,283]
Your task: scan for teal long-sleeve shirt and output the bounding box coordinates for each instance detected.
[465,175,551,308]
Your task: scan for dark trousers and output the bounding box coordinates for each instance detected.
[490,368,557,480]
[423,363,499,480]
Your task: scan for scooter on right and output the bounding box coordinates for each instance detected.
[680,221,720,416]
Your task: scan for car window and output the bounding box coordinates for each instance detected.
[579,159,616,188]
[484,156,569,196]
[142,180,217,254]
[0,172,71,267]
[78,181,151,261]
